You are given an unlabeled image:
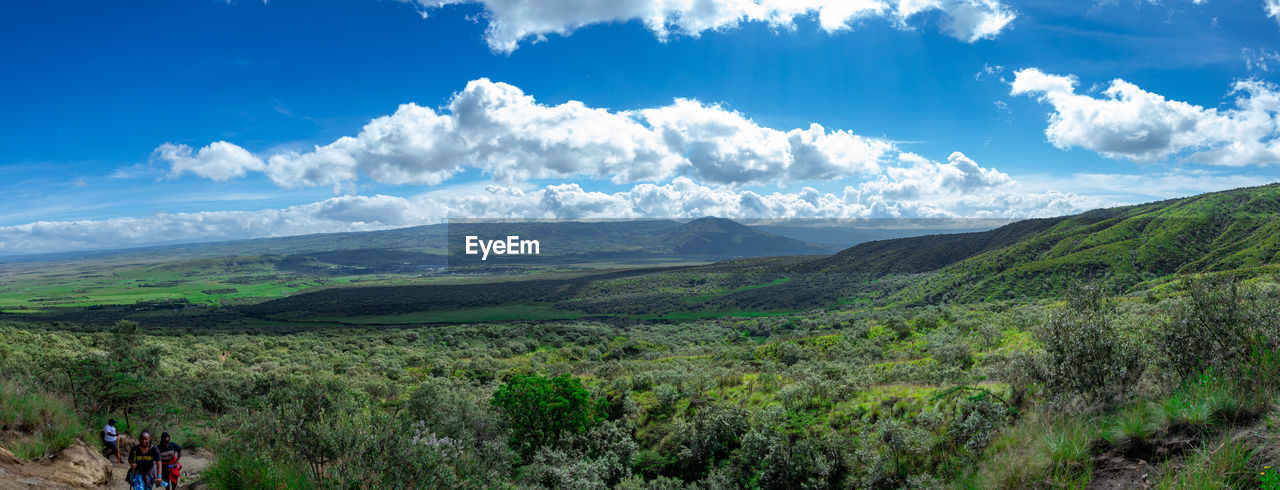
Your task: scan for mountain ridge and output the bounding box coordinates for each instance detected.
[809,182,1280,302]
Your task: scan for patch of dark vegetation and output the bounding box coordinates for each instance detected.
[138,280,185,287]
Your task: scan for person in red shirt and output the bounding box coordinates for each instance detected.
[156,432,183,488]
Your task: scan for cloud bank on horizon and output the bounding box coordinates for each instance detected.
[0,156,1098,253]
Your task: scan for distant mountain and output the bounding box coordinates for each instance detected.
[753,221,1006,249]
[648,217,835,256]
[0,224,451,265]
[816,183,1280,302]
[446,218,835,265]
[2,218,836,270]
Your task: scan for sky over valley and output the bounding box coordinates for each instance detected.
[4,0,1280,253]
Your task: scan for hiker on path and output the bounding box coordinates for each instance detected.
[103,419,123,464]
[157,432,182,488]
[128,431,160,487]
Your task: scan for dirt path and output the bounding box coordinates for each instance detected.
[0,443,213,490]
[98,448,214,490]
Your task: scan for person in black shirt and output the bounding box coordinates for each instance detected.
[128,431,160,487]
[157,432,182,488]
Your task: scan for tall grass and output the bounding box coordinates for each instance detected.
[0,381,85,460]
[1041,418,1096,486]
[966,413,1097,488]
[1156,434,1258,489]
[1160,370,1248,433]
[1103,402,1161,446]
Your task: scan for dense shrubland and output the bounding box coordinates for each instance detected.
[1,275,1278,488]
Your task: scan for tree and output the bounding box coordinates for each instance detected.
[64,320,159,430]
[491,374,602,458]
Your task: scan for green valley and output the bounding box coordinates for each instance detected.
[3,185,1280,488]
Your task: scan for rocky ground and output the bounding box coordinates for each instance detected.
[0,441,212,490]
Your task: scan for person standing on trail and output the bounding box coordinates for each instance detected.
[128,431,160,488]
[103,419,122,464]
[157,432,182,488]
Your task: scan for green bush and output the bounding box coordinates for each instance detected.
[1156,277,1277,379]
[491,374,603,458]
[1035,283,1144,409]
[404,376,503,445]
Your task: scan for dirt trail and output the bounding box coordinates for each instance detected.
[0,442,212,490]
[97,448,214,490]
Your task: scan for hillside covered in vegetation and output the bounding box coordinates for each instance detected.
[2,184,1280,488]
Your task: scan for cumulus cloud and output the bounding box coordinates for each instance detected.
[406,0,1015,52]
[154,78,893,189]
[3,152,1101,253]
[1010,68,1280,166]
[155,141,265,181]
[434,153,1103,219]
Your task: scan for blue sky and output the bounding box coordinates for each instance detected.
[3,0,1280,252]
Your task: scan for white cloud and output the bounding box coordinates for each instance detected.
[639,99,890,184]
[1010,68,1280,166]
[406,0,1015,53]
[0,195,442,253]
[1244,47,1280,72]
[155,78,893,189]
[1268,0,1280,24]
[1018,168,1279,203]
[4,152,1100,253]
[156,141,265,181]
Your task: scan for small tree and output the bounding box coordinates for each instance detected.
[64,320,159,430]
[491,374,601,458]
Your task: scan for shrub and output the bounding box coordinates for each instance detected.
[1156,277,1276,379]
[670,404,749,480]
[223,376,367,481]
[653,384,682,417]
[1035,283,1143,409]
[926,326,974,370]
[944,392,1009,462]
[491,374,603,458]
[404,376,503,445]
[522,420,638,488]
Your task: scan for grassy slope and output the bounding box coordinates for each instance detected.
[812,183,1280,303]
[0,382,84,460]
